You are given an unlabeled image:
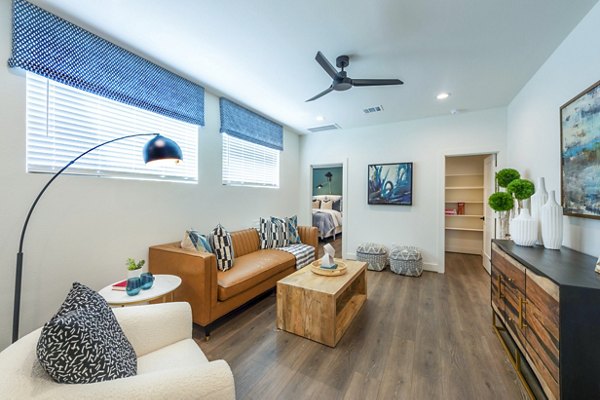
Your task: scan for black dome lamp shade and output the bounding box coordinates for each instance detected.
[144,134,183,165]
[12,132,182,343]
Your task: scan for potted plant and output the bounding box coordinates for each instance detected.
[488,168,520,239]
[126,258,145,279]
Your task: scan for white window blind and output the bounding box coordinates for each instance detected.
[26,72,198,183]
[222,133,280,187]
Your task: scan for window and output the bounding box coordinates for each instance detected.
[26,73,198,183]
[222,133,280,187]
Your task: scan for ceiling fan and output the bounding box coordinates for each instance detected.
[306,51,403,102]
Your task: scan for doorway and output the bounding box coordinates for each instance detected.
[444,154,496,273]
[311,164,344,259]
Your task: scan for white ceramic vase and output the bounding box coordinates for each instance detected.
[509,208,537,247]
[127,269,142,279]
[530,177,548,245]
[541,190,563,250]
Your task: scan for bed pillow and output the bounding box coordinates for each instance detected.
[212,224,234,271]
[37,282,137,384]
[321,200,333,210]
[312,199,321,209]
[332,199,342,212]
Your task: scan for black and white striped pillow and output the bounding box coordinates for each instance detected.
[260,217,289,248]
[212,224,234,271]
[259,217,274,249]
[36,282,137,384]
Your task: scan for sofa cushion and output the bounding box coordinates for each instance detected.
[137,339,207,374]
[217,250,295,301]
[212,224,234,271]
[230,228,260,257]
[36,282,137,384]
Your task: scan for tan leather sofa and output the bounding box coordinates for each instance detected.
[149,226,318,336]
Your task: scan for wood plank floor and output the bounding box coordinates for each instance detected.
[195,252,528,399]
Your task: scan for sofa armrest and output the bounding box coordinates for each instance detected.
[298,226,319,255]
[34,361,235,400]
[149,243,217,326]
[113,302,192,357]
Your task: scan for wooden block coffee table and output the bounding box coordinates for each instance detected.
[276,259,367,347]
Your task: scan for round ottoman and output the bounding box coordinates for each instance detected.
[390,246,423,277]
[356,243,388,271]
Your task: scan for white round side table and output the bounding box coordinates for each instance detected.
[99,274,182,307]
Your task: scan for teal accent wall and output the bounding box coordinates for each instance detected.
[312,167,343,196]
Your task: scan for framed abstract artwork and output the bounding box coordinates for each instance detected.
[367,162,413,205]
[560,80,600,220]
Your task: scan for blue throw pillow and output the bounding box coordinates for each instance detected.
[188,230,213,252]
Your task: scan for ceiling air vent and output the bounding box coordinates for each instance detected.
[363,105,384,114]
[307,123,341,133]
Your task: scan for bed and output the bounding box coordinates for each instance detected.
[312,195,343,239]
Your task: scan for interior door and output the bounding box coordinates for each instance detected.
[482,155,495,274]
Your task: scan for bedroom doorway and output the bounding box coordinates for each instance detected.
[311,164,344,260]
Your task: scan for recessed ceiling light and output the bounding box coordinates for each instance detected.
[316,115,325,121]
[436,92,450,100]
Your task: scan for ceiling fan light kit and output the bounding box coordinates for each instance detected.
[306,51,403,102]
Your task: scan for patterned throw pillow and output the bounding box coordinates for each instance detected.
[181,229,212,253]
[212,224,234,271]
[37,282,137,384]
[272,215,300,245]
[271,218,290,248]
[312,199,321,209]
[260,217,274,249]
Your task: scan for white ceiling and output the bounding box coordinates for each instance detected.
[32,0,599,134]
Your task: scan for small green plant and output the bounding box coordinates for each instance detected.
[496,168,520,188]
[126,258,145,271]
[506,179,535,201]
[488,192,514,212]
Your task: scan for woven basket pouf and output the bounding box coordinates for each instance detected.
[389,246,423,277]
[356,242,388,271]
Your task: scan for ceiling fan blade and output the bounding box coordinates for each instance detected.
[315,51,338,79]
[305,85,334,102]
[352,78,404,87]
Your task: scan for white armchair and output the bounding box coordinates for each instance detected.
[0,302,235,400]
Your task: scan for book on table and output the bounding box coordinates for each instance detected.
[112,279,127,291]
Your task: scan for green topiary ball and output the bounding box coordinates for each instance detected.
[488,192,514,212]
[507,179,535,200]
[496,168,520,188]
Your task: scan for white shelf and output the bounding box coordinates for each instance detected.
[445,173,483,177]
[445,215,484,218]
[445,227,484,232]
[445,201,484,204]
[445,186,484,190]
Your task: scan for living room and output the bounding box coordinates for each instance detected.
[1,0,600,399]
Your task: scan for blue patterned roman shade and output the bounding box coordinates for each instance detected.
[220,98,283,151]
[8,0,205,126]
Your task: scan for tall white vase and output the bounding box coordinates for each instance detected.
[509,208,537,247]
[530,177,548,245]
[541,190,563,250]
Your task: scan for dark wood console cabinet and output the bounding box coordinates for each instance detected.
[491,240,600,400]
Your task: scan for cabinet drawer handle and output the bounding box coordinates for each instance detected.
[519,296,528,330]
[497,275,504,299]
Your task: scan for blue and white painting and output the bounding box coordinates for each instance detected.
[561,81,600,219]
[368,163,413,205]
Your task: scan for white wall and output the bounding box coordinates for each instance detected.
[0,0,300,350]
[507,1,600,256]
[299,108,507,273]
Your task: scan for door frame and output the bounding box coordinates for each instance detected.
[437,147,501,274]
[309,160,348,258]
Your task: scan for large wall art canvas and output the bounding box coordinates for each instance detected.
[368,162,413,205]
[560,80,600,220]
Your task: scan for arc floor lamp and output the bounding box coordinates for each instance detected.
[12,133,183,343]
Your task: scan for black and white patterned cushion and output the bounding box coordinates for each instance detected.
[260,217,289,248]
[212,224,234,271]
[36,282,137,384]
